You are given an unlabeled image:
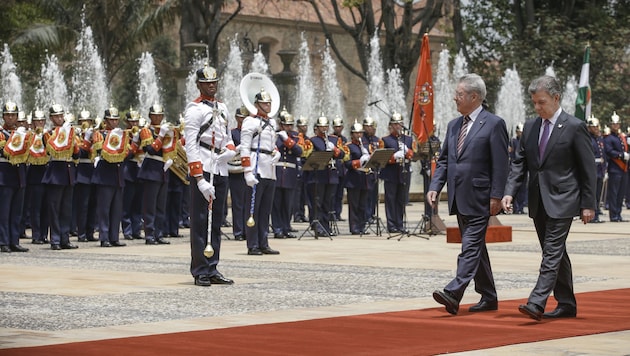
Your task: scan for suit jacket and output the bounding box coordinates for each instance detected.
[504,111,596,219]
[429,109,509,216]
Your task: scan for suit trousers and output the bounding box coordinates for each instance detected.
[190,173,227,278]
[46,184,73,246]
[530,204,576,310]
[0,186,24,246]
[142,179,167,240]
[445,213,497,302]
[384,181,406,232]
[229,173,246,237]
[607,172,626,221]
[29,184,49,242]
[347,187,368,234]
[272,186,295,235]
[96,185,123,243]
[74,183,96,240]
[122,180,143,237]
[245,177,275,250]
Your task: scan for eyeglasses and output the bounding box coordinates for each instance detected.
[455,91,469,99]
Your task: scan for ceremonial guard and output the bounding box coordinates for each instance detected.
[121,109,145,240]
[587,116,606,223]
[0,101,30,252]
[240,87,281,255]
[184,65,236,286]
[74,109,98,242]
[272,109,303,239]
[361,116,383,223]
[138,103,175,245]
[604,111,628,222]
[292,116,311,223]
[420,131,441,219]
[42,104,80,250]
[380,112,416,233]
[307,115,348,236]
[26,109,50,245]
[91,106,129,247]
[344,121,372,235]
[228,106,248,241]
[332,117,347,221]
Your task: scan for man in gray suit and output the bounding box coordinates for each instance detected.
[427,73,509,315]
[503,75,596,321]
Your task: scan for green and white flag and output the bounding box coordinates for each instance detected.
[575,45,591,120]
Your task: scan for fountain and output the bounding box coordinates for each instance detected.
[219,37,244,128]
[385,66,406,121]
[1,44,23,109]
[451,49,468,84]
[137,52,162,119]
[364,31,388,138]
[34,53,69,113]
[71,14,109,117]
[250,50,269,76]
[185,56,207,104]
[561,75,578,116]
[293,33,316,133]
[320,41,345,129]
[433,49,457,141]
[495,66,526,135]
[545,64,556,77]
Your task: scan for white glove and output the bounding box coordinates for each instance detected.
[244,171,259,187]
[326,141,335,151]
[216,149,236,164]
[197,179,215,201]
[278,131,289,141]
[132,132,140,143]
[360,154,370,167]
[624,152,630,161]
[16,127,26,135]
[272,149,281,163]
[84,127,93,141]
[393,150,404,160]
[93,156,101,168]
[112,128,123,136]
[398,141,406,151]
[62,121,71,130]
[159,123,171,138]
[163,158,173,172]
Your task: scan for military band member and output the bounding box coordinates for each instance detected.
[27,109,50,244]
[332,116,348,221]
[587,116,606,223]
[361,116,383,223]
[43,104,80,250]
[0,101,30,252]
[138,103,174,244]
[604,111,628,222]
[121,109,145,240]
[344,121,372,235]
[184,65,237,286]
[292,116,311,223]
[241,89,281,255]
[381,112,416,233]
[91,106,128,247]
[74,109,98,242]
[228,106,248,241]
[272,110,303,239]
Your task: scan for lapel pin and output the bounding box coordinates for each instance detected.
[558,124,563,128]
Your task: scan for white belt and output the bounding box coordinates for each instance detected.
[145,154,164,162]
[0,157,9,163]
[275,162,296,169]
[78,158,92,164]
[595,158,603,163]
[356,168,370,173]
[50,158,73,162]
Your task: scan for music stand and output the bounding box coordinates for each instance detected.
[362,148,394,237]
[299,150,334,240]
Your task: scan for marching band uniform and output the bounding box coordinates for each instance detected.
[421,133,442,218]
[0,101,30,252]
[74,110,98,242]
[292,117,311,223]
[241,89,280,255]
[91,107,130,247]
[380,113,416,233]
[42,104,80,250]
[344,121,372,235]
[604,111,628,222]
[27,110,50,245]
[165,135,187,238]
[332,117,347,221]
[184,65,236,286]
[587,117,606,223]
[272,111,303,239]
[138,104,175,245]
[228,107,248,241]
[361,117,383,223]
[121,110,145,240]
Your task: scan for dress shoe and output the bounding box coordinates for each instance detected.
[145,239,158,245]
[169,233,183,238]
[86,236,98,242]
[209,273,234,285]
[78,237,89,242]
[10,244,29,252]
[543,305,576,318]
[0,245,11,253]
[60,243,79,249]
[155,237,170,244]
[51,244,62,251]
[234,235,245,241]
[248,248,263,255]
[101,241,112,247]
[351,231,362,235]
[284,232,297,239]
[111,241,126,247]
[69,231,78,237]
[432,290,459,315]
[221,221,232,227]
[468,300,498,312]
[194,275,212,287]
[124,234,134,240]
[590,219,604,223]
[273,233,286,239]
[31,239,45,245]
[518,303,543,321]
[261,247,280,255]
[132,235,144,240]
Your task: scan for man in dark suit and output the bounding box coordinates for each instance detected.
[503,75,596,321]
[427,73,509,315]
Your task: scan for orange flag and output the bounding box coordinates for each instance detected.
[411,33,434,144]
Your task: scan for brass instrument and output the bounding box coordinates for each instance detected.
[169,140,190,185]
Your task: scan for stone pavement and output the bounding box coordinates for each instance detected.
[1,201,629,354]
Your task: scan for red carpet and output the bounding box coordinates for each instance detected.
[4,288,629,355]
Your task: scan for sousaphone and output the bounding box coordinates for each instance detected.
[239,73,281,118]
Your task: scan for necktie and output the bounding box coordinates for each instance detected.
[539,119,551,160]
[457,116,470,156]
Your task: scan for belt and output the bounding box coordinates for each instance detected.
[275,162,296,169]
[199,141,222,154]
[252,148,273,155]
[78,158,92,164]
[595,158,604,163]
[0,157,9,163]
[50,158,73,162]
[145,154,164,162]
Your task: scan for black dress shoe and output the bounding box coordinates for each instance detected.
[543,305,576,318]
[124,235,134,240]
[60,243,79,249]
[432,290,459,315]
[132,235,143,240]
[247,248,263,255]
[468,300,498,312]
[169,233,183,238]
[9,244,29,252]
[260,247,280,255]
[145,239,158,245]
[234,235,245,241]
[31,239,45,245]
[69,231,78,237]
[518,303,543,321]
[101,241,112,247]
[273,233,286,239]
[194,275,212,287]
[284,232,297,239]
[111,241,126,247]
[0,245,11,253]
[51,244,61,250]
[209,273,234,285]
[155,237,170,244]
[86,236,98,242]
[351,231,362,235]
[77,237,89,242]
